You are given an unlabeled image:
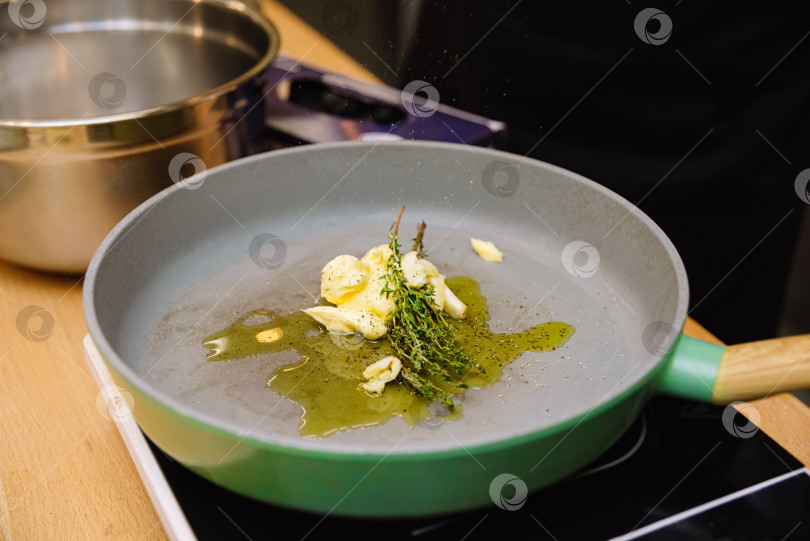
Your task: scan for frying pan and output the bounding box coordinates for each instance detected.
[83,141,810,517]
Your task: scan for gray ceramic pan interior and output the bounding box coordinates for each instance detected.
[85,141,688,454]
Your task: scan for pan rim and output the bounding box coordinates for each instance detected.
[83,140,690,457]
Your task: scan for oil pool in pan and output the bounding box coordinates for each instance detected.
[203,277,575,437]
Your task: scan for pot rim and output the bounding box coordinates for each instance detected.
[0,0,280,128]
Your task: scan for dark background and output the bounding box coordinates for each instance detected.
[280,0,810,346]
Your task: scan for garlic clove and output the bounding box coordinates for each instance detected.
[361,356,402,394]
[301,306,388,339]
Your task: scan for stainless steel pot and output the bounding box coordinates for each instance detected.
[0,0,279,273]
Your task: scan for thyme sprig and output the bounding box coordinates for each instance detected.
[380,207,484,407]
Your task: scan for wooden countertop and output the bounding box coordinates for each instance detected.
[1,2,808,539]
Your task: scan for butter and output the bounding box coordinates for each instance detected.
[470,237,503,262]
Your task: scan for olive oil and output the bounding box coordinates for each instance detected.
[203,277,574,437]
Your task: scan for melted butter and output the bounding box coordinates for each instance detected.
[203,277,574,437]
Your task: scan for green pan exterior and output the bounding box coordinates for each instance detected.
[100,343,688,517]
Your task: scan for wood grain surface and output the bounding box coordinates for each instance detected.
[0,2,807,540]
[0,262,166,540]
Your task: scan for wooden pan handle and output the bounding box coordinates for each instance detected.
[712,334,810,404]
